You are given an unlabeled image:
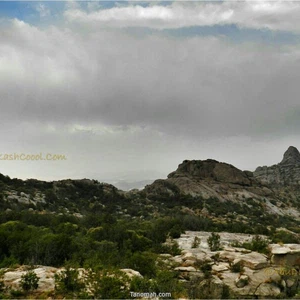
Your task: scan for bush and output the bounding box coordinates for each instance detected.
[191,236,201,248]
[0,272,4,293]
[242,235,269,254]
[154,270,184,298]
[10,289,24,298]
[126,252,157,277]
[20,270,39,292]
[199,261,212,279]
[54,267,85,296]
[130,276,154,293]
[87,269,130,299]
[231,236,269,254]
[230,261,244,273]
[94,275,129,299]
[271,231,299,244]
[160,241,181,256]
[207,233,221,251]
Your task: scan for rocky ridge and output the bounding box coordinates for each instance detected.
[144,159,271,201]
[254,146,300,185]
[143,148,300,220]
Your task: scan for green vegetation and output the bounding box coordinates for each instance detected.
[20,270,39,292]
[231,235,269,254]
[230,261,244,273]
[207,233,221,251]
[199,261,212,279]
[271,230,300,244]
[192,236,201,248]
[54,267,85,297]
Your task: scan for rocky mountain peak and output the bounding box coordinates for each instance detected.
[280,146,300,166]
[254,146,300,185]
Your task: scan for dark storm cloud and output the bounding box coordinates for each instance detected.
[2,7,300,181]
[1,20,300,140]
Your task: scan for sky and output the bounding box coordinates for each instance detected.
[1,0,300,183]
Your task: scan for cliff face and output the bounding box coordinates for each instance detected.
[254,146,300,185]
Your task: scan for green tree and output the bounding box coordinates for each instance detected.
[54,267,85,297]
[207,233,221,251]
[155,270,184,299]
[20,270,39,292]
[87,269,130,299]
[127,252,157,277]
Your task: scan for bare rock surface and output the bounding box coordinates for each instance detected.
[254,146,300,186]
[3,266,57,292]
[144,159,272,202]
[171,231,300,298]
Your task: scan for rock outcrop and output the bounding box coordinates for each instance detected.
[269,244,300,267]
[161,231,300,299]
[142,147,300,221]
[144,159,271,201]
[0,266,142,297]
[254,146,300,185]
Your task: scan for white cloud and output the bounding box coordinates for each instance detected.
[64,1,300,32]
[36,3,51,18]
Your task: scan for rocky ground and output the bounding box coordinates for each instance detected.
[0,266,142,298]
[158,231,300,298]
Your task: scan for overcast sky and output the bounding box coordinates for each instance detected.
[1,0,300,182]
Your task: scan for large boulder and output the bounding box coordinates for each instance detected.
[222,267,282,298]
[270,244,300,267]
[219,250,268,270]
[3,266,57,292]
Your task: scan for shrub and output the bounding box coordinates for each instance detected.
[0,272,4,293]
[207,233,221,251]
[242,235,269,254]
[160,242,182,256]
[199,261,212,279]
[87,269,130,299]
[10,289,24,298]
[191,236,201,248]
[271,231,299,244]
[94,276,129,299]
[54,267,85,296]
[230,261,244,273]
[126,252,157,277]
[154,270,184,298]
[20,270,39,292]
[130,276,154,293]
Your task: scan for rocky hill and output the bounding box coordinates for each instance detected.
[254,146,300,186]
[143,149,300,224]
[144,158,269,200]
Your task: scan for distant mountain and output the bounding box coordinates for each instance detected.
[110,179,155,191]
